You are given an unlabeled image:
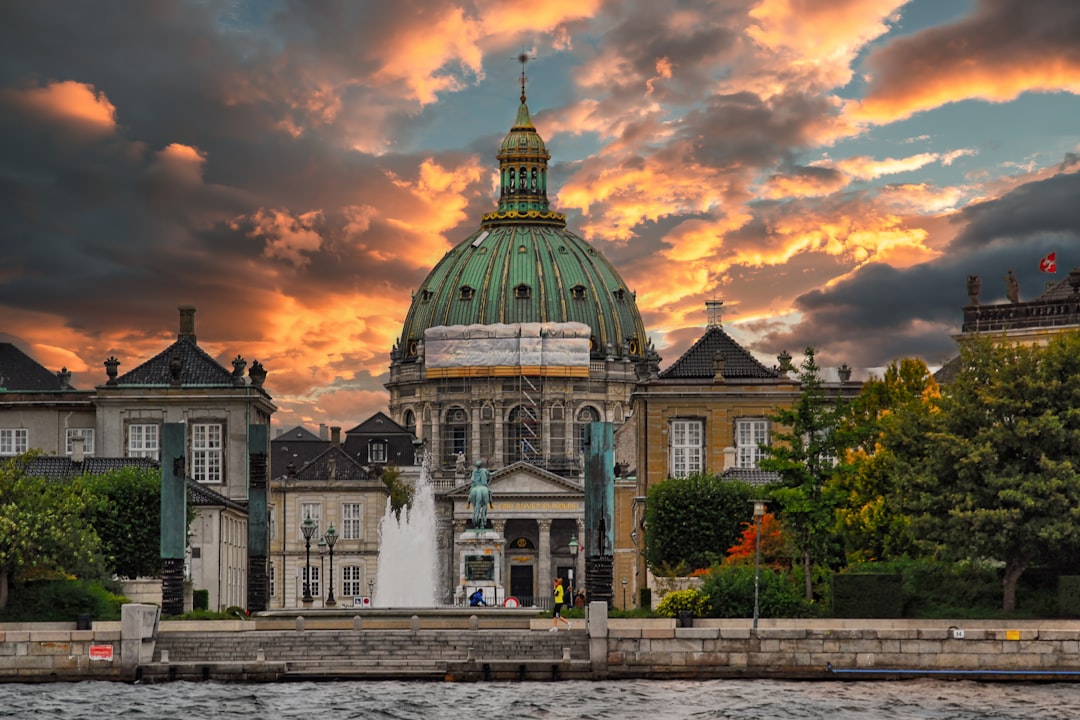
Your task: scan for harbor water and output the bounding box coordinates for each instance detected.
[2,678,1080,719]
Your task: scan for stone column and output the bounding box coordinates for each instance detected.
[538,519,552,608]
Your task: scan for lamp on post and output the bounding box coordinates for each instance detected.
[324,523,338,606]
[300,516,317,605]
[752,500,766,630]
[568,534,579,594]
[621,577,628,609]
[317,537,327,606]
[368,577,375,606]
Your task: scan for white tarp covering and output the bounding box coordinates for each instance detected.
[425,322,591,368]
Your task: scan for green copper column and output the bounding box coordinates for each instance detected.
[584,421,614,606]
[247,424,270,612]
[160,423,187,616]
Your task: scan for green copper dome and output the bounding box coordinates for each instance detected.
[395,97,648,363]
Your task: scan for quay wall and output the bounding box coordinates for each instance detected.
[6,604,1080,682]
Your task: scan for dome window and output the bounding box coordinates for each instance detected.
[613,288,626,301]
[460,286,475,301]
[558,246,567,254]
[518,245,527,253]
[515,284,531,299]
[420,289,433,303]
[571,285,586,301]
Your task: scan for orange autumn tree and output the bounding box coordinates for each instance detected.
[724,513,790,570]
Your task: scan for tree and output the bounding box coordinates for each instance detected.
[833,358,939,561]
[900,332,1080,611]
[724,513,790,570]
[380,464,413,520]
[0,456,102,609]
[760,347,845,601]
[645,474,759,571]
[83,467,163,579]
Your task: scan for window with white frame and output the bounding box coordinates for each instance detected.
[342,503,362,540]
[303,565,320,597]
[269,564,276,599]
[0,428,28,456]
[736,419,769,468]
[369,440,387,463]
[300,503,321,538]
[670,419,703,477]
[343,566,363,596]
[192,423,223,483]
[128,423,159,459]
[65,428,95,456]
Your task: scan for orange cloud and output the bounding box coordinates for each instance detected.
[3,79,117,134]
[240,209,325,268]
[855,2,1080,123]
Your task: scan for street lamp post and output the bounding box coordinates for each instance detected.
[752,500,766,630]
[301,516,317,606]
[318,538,326,606]
[368,577,375,607]
[621,577,628,609]
[568,534,579,597]
[324,523,338,606]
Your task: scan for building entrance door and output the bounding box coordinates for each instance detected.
[509,565,534,607]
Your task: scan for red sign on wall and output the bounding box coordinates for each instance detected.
[89,645,114,661]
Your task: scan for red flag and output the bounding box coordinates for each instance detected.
[1040,252,1056,273]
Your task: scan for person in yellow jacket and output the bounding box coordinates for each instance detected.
[550,578,572,631]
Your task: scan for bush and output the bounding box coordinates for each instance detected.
[655,588,708,618]
[699,564,813,618]
[0,580,128,622]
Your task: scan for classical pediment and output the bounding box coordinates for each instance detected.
[446,461,582,498]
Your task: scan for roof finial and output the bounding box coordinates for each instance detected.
[517,49,535,103]
[706,299,724,328]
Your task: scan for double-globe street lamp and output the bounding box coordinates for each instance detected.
[324,523,338,606]
[751,500,767,630]
[301,515,317,605]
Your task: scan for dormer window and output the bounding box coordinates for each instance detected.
[571,285,586,300]
[420,289,433,303]
[613,288,626,301]
[460,286,475,301]
[515,284,531,299]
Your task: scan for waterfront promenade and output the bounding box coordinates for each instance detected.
[4,604,1080,683]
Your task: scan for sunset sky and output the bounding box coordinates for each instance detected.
[2,0,1078,432]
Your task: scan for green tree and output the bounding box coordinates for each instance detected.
[381,464,413,519]
[901,333,1080,611]
[761,347,845,601]
[833,358,939,561]
[645,473,758,571]
[0,456,103,609]
[83,467,163,579]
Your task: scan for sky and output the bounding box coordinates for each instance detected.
[2,0,1079,432]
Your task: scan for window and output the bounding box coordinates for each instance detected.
[304,565,320,598]
[343,566,363,596]
[342,503,362,540]
[736,419,769,469]
[192,423,223,483]
[460,286,475,301]
[300,503,321,538]
[65,428,95,456]
[0,429,28,456]
[670,419,703,477]
[515,283,531,299]
[571,284,586,300]
[128,423,159,459]
[443,406,468,467]
[506,405,539,463]
[269,564,276,599]
[369,440,387,463]
[575,406,600,456]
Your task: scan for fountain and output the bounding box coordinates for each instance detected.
[373,458,439,607]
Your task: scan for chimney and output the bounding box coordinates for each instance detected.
[319,424,328,440]
[330,426,342,447]
[57,367,72,389]
[71,436,85,464]
[178,306,197,343]
[706,300,723,328]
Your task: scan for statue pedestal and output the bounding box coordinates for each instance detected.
[458,529,505,603]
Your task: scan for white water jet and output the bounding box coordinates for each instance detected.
[373,459,439,607]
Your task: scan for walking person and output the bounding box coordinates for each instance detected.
[550,578,572,631]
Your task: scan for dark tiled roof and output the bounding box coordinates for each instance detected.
[271,427,329,478]
[111,337,235,387]
[277,426,324,442]
[345,411,410,435]
[659,326,778,380]
[0,343,64,391]
[933,355,961,385]
[22,456,158,480]
[721,467,781,486]
[295,445,371,481]
[186,476,247,512]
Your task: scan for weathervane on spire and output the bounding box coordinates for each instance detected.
[517,49,535,103]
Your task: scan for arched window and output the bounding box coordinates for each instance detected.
[442,406,469,468]
[460,286,475,301]
[509,167,516,191]
[505,405,539,464]
[515,284,531,299]
[402,409,415,433]
[575,406,600,457]
[571,284,586,300]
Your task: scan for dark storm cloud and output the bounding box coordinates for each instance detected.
[951,169,1080,251]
